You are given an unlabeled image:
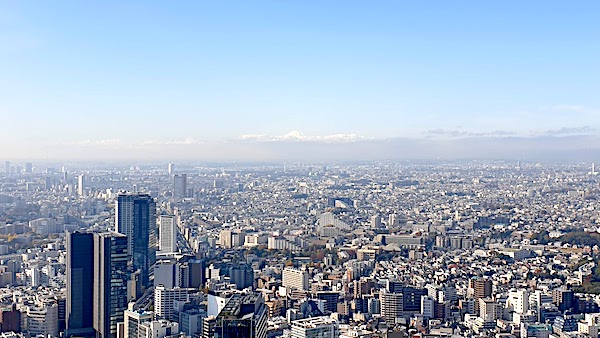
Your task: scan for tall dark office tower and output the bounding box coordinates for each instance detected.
[116,193,157,292]
[173,174,187,197]
[66,232,95,337]
[93,233,129,338]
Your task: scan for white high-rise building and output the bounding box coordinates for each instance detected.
[421,295,435,318]
[282,267,309,291]
[154,285,189,320]
[26,301,59,338]
[370,215,381,228]
[220,230,232,249]
[290,316,339,338]
[78,174,85,196]
[380,291,403,324]
[507,289,529,314]
[159,215,177,254]
[389,214,398,227]
[168,162,174,175]
[124,308,154,338]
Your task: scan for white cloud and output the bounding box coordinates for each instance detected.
[239,130,365,143]
[64,139,122,146]
[140,138,204,146]
[423,129,517,139]
[533,126,597,137]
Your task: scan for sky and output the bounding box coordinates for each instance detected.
[1,1,600,160]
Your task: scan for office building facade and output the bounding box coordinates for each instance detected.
[229,264,254,290]
[93,233,129,338]
[66,232,95,337]
[282,268,309,291]
[116,192,157,291]
[159,215,177,254]
[173,174,187,197]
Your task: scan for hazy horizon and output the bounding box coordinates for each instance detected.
[3,132,600,162]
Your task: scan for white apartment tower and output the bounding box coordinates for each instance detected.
[282,267,310,291]
[507,289,529,314]
[159,215,177,254]
[421,295,435,318]
[78,174,85,196]
[124,308,153,338]
[220,230,233,249]
[154,285,189,320]
[380,291,403,324]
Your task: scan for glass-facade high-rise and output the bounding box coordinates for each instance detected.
[66,232,95,337]
[93,233,129,338]
[116,192,157,292]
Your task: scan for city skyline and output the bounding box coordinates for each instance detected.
[4,156,600,337]
[1,1,600,160]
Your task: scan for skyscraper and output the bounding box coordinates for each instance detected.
[66,232,95,337]
[173,174,187,197]
[159,215,177,254]
[4,161,9,175]
[116,192,157,291]
[78,174,85,196]
[93,233,129,338]
[168,162,174,175]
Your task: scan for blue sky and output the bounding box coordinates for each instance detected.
[1,1,600,159]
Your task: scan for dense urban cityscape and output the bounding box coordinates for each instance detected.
[2,0,598,337]
[0,160,599,338]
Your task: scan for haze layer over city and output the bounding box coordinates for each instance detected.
[1,2,600,338]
